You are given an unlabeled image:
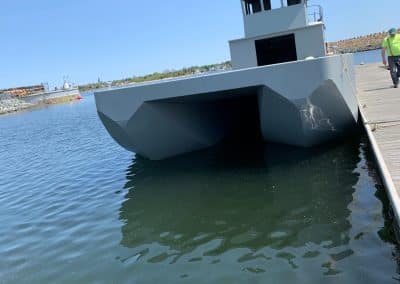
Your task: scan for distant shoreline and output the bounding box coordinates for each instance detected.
[78,61,232,92]
[327,30,399,54]
[78,29,397,92]
[0,91,81,116]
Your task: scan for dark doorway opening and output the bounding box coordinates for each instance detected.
[218,94,263,145]
[255,34,297,66]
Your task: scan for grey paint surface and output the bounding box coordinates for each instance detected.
[230,23,326,69]
[95,55,358,160]
[243,4,307,38]
[94,1,357,160]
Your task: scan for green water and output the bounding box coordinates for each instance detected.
[0,96,399,283]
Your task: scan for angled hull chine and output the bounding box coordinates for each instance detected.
[95,55,358,160]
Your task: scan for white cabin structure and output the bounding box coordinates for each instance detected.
[94,1,358,160]
[231,0,326,69]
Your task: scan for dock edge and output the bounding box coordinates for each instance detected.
[359,109,400,239]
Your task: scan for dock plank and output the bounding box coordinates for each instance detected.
[356,63,400,216]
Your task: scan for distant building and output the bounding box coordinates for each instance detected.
[0,84,45,98]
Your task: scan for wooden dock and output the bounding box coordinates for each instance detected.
[356,63,400,226]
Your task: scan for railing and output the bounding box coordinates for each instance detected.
[307,4,323,23]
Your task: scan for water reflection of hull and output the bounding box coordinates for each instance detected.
[119,140,360,258]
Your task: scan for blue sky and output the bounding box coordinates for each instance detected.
[0,0,398,89]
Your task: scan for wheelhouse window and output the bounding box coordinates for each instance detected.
[242,0,304,15]
[287,0,302,6]
[263,0,271,10]
[243,0,262,15]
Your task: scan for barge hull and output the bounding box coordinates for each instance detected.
[95,54,358,160]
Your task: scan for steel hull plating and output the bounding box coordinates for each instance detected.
[95,55,358,160]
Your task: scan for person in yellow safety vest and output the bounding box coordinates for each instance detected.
[382,28,400,88]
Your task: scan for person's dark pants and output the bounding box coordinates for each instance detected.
[388,56,400,86]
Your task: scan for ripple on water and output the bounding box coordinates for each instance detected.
[0,96,399,283]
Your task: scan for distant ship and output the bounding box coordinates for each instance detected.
[95,0,358,160]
